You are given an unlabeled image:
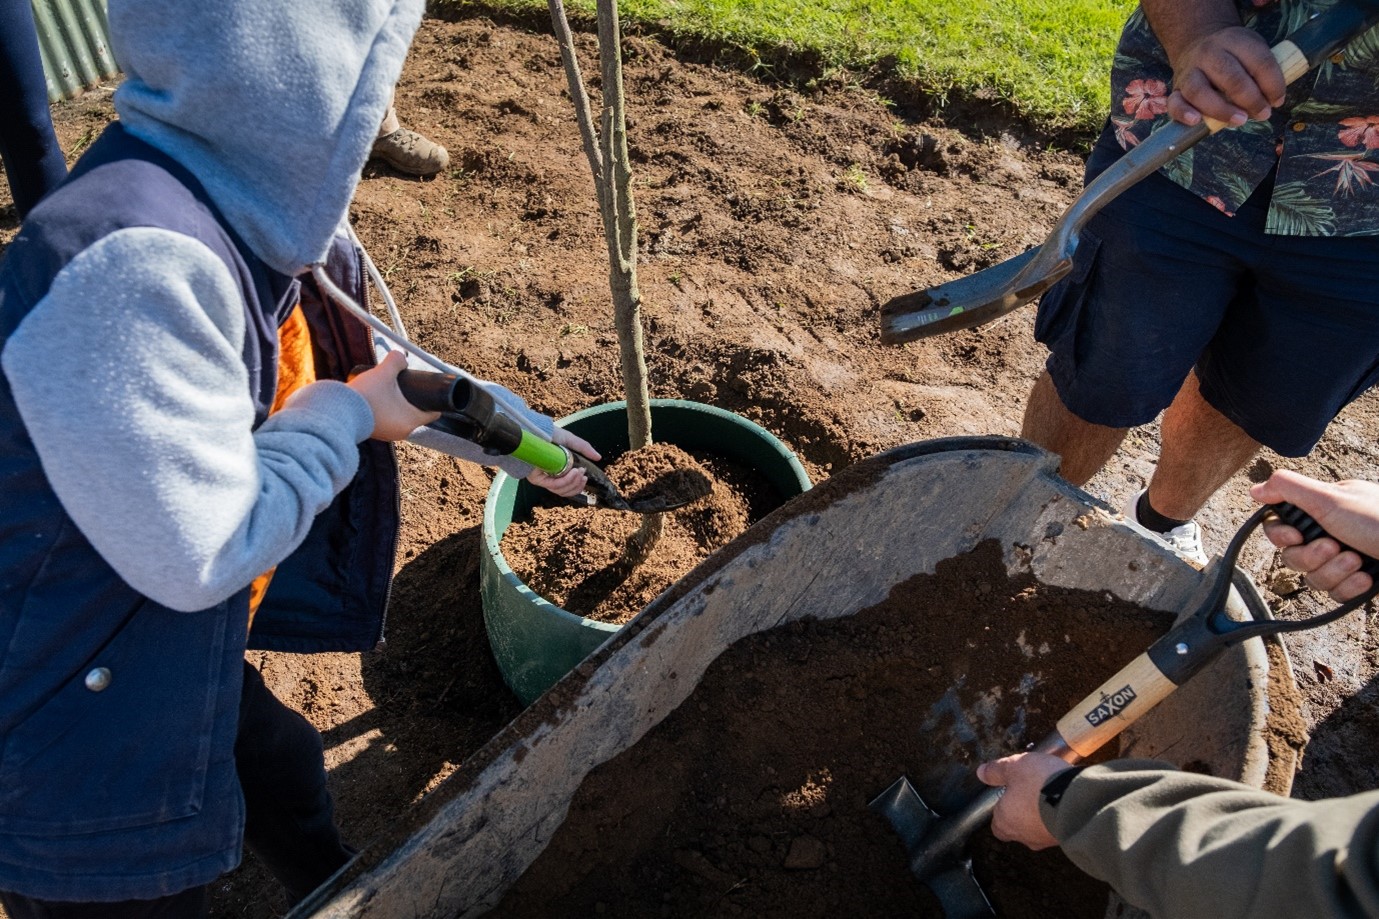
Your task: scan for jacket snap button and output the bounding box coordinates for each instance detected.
[84,667,112,692]
[1292,121,1306,132]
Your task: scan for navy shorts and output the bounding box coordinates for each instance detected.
[1036,129,1379,457]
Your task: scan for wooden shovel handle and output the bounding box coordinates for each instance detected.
[1200,41,1315,133]
[1054,651,1177,758]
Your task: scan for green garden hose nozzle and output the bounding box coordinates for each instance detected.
[397,369,703,513]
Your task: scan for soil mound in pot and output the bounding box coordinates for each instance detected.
[495,541,1174,918]
[501,442,781,624]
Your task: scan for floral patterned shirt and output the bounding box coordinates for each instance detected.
[1111,0,1379,235]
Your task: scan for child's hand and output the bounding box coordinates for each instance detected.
[527,428,601,498]
[349,351,441,441]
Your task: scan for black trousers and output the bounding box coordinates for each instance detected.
[1,662,352,918]
[235,660,354,902]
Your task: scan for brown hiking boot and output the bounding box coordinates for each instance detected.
[371,127,450,177]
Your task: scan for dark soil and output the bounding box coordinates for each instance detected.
[501,442,781,623]
[3,11,1376,919]
[495,541,1172,919]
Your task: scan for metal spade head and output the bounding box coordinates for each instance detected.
[869,776,994,919]
[879,246,1070,344]
[880,116,1221,346]
[622,464,714,513]
[570,453,712,514]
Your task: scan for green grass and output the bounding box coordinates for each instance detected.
[437,0,1137,135]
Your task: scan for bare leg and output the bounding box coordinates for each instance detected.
[1147,372,1259,521]
[377,94,400,137]
[1021,370,1128,486]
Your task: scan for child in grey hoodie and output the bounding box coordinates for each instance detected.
[0,0,593,913]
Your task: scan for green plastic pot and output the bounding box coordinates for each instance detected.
[481,399,811,705]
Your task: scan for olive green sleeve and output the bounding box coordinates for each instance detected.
[1038,760,1379,919]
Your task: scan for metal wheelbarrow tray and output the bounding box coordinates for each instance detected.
[293,436,1298,918]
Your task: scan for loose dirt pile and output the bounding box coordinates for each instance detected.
[3,10,1376,919]
[496,541,1172,919]
[502,443,780,623]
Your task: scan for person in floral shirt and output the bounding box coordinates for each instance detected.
[1022,0,1379,565]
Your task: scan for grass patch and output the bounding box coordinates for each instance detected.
[433,0,1135,135]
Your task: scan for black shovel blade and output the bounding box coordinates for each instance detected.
[571,453,712,514]
[880,246,1070,344]
[927,863,996,919]
[624,466,713,513]
[625,492,704,514]
[870,777,994,919]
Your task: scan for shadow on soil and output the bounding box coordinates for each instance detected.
[1293,668,1379,799]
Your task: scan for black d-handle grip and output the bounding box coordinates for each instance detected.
[1151,499,1379,686]
[1269,501,1379,582]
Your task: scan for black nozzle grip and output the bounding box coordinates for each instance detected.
[396,368,524,457]
[397,369,460,413]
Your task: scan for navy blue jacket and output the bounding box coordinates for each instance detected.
[0,125,399,900]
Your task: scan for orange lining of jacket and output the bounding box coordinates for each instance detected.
[246,304,317,626]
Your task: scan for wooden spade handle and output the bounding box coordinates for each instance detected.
[1054,651,1177,758]
[1274,39,1314,83]
[1201,41,1316,133]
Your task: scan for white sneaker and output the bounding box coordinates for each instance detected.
[1121,489,1209,566]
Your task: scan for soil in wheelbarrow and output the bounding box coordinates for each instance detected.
[501,442,781,624]
[495,540,1175,919]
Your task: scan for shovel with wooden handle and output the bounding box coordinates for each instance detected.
[870,502,1379,918]
[879,0,1379,345]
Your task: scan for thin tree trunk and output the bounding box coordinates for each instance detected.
[548,0,658,552]
[594,0,651,449]
[547,0,651,450]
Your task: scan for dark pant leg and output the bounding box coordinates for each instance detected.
[0,886,208,919]
[0,0,67,217]
[235,661,353,905]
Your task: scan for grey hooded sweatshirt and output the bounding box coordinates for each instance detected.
[3,0,427,613]
[0,0,441,902]
[3,0,551,616]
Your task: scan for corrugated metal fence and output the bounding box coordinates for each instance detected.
[32,0,121,102]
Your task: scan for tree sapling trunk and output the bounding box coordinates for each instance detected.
[548,0,661,556]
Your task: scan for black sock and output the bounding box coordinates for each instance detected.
[1136,491,1190,533]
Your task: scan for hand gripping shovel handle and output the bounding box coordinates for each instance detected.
[879,0,1379,344]
[1057,502,1379,757]
[886,502,1379,911]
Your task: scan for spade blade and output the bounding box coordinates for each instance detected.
[879,246,1052,344]
[569,453,712,514]
[927,862,996,919]
[870,776,995,919]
